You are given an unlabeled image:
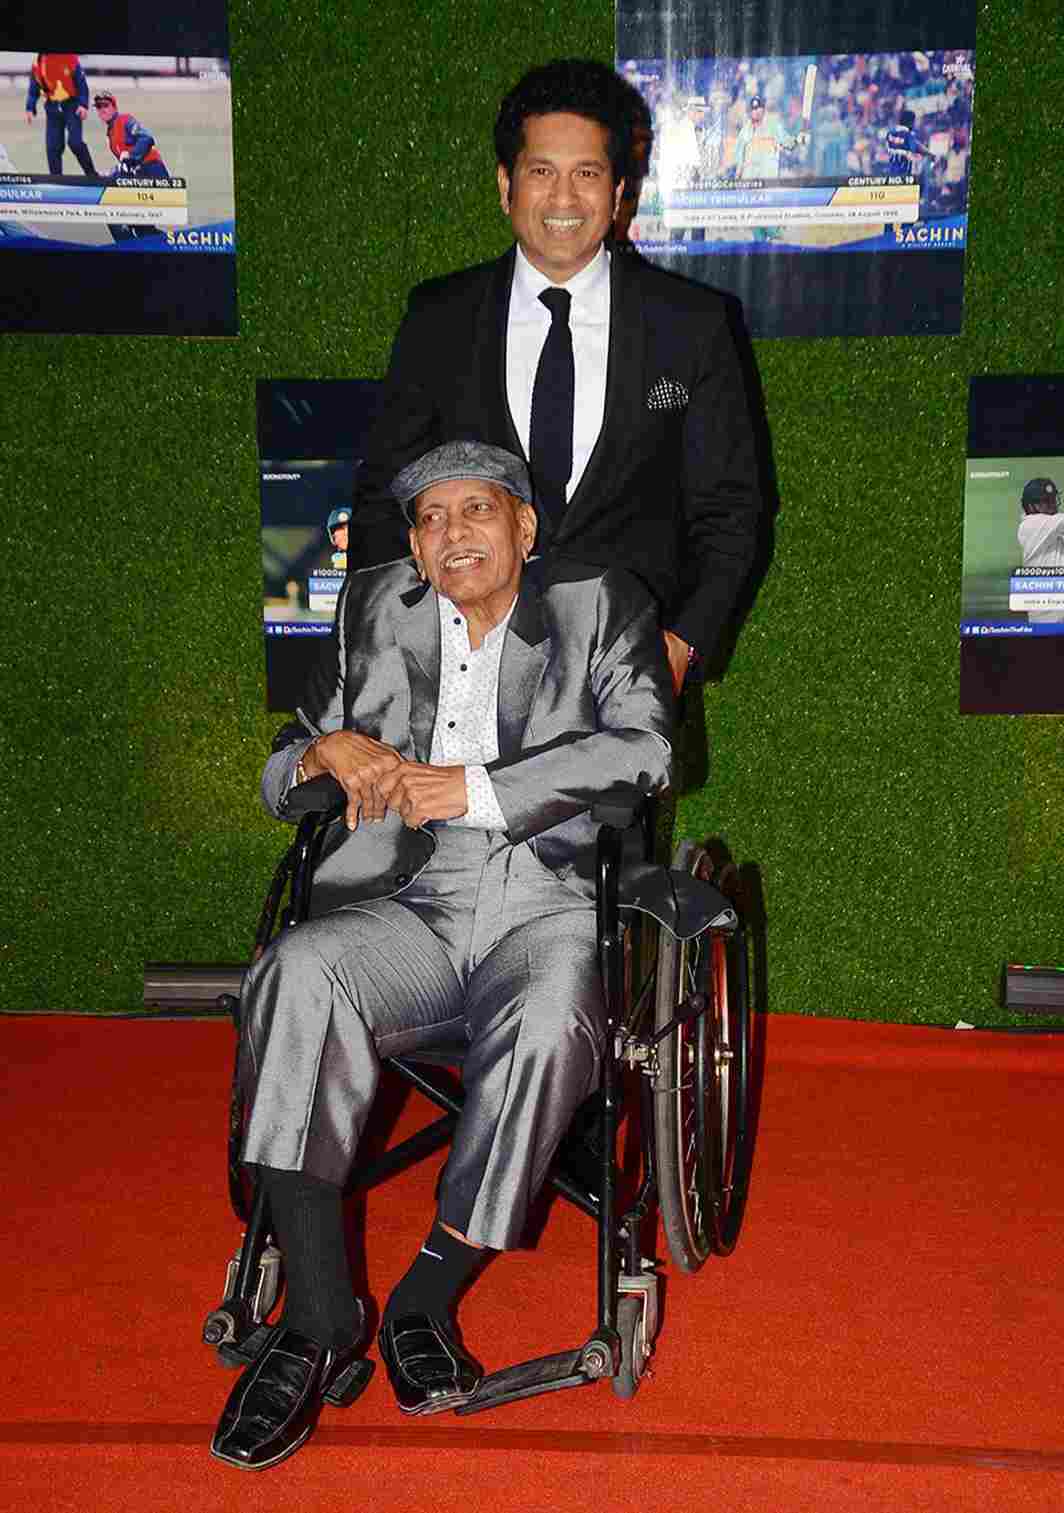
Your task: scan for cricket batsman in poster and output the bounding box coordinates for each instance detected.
[93,90,171,241]
[1018,478,1064,626]
[326,507,350,570]
[733,91,809,179]
[731,89,809,240]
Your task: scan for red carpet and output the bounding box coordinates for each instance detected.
[2,1013,1063,1511]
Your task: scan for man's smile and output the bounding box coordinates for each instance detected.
[441,547,488,570]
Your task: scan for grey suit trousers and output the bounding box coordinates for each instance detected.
[239,826,606,1250]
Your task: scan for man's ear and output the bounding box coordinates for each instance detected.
[519,503,538,556]
[612,177,626,220]
[408,524,424,577]
[497,162,512,215]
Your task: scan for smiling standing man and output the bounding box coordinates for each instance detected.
[354,58,763,693]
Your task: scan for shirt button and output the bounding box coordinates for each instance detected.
[447,720,456,729]
[394,873,410,887]
[460,663,468,672]
[453,617,461,625]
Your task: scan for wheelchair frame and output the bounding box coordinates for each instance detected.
[204,787,756,1411]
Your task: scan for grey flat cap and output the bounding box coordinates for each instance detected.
[392,440,533,522]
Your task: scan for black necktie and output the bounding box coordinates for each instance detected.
[529,287,574,525]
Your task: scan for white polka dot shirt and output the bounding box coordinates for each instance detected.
[429,593,513,828]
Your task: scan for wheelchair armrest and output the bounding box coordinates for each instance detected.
[590,785,646,830]
[281,773,346,818]
[282,779,645,825]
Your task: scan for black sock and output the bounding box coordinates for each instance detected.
[383,1219,487,1326]
[259,1166,362,1350]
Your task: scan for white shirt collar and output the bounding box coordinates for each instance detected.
[511,242,610,320]
[437,591,518,650]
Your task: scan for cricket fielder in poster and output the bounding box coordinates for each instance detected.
[24,52,98,176]
[884,109,933,179]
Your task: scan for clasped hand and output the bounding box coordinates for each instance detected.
[305,731,467,830]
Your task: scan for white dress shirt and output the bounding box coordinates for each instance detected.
[1018,514,1064,624]
[1019,513,1064,570]
[429,592,515,828]
[506,243,610,501]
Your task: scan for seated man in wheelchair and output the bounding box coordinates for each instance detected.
[212,439,674,1469]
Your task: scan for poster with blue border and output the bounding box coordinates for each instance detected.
[1,4,236,334]
[616,1,977,338]
[257,380,383,713]
[962,460,1064,641]
[961,377,1064,715]
[1,51,234,253]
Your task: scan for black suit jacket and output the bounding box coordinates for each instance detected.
[355,244,763,658]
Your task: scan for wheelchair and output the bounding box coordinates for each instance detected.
[203,772,758,1412]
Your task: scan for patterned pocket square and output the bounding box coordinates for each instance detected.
[646,376,689,412]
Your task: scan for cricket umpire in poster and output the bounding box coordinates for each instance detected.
[24,52,98,176]
[353,58,764,696]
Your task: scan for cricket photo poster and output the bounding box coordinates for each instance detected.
[257,381,382,713]
[616,0,977,337]
[961,377,1064,716]
[1,3,236,334]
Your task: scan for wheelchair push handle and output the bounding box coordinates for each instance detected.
[589,785,647,831]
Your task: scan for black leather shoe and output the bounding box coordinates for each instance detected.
[211,1323,372,1470]
[378,1313,482,1415]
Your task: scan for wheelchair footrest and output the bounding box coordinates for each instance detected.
[455,1349,594,1415]
[216,1322,275,1370]
[324,1354,375,1407]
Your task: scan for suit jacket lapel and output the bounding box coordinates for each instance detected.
[557,247,645,540]
[477,247,523,459]
[497,573,550,760]
[395,581,440,762]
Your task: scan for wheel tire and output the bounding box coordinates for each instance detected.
[653,841,754,1271]
[698,923,754,1257]
[612,1295,646,1399]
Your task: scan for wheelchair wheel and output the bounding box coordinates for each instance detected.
[612,1295,648,1400]
[653,840,753,1271]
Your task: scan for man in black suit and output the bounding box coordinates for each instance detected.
[355,58,763,695]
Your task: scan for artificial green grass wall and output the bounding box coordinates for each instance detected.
[1,0,1061,1021]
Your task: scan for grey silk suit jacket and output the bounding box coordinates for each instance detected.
[262,556,673,916]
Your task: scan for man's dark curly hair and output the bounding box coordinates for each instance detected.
[494,58,647,186]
